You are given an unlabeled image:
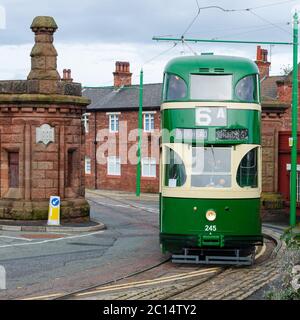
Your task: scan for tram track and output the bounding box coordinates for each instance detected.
[44,227,279,300]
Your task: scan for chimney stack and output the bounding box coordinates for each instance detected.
[113,61,132,87]
[255,46,271,79]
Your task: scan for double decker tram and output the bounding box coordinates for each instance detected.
[159,55,263,265]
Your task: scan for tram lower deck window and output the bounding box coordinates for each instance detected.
[164,147,187,187]
[236,148,258,188]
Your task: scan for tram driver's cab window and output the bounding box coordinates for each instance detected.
[164,74,187,101]
[236,148,258,188]
[191,147,231,188]
[164,147,187,187]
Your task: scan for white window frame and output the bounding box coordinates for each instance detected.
[85,156,91,174]
[107,156,121,176]
[142,157,156,177]
[143,112,155,132]
[108,113,120,133]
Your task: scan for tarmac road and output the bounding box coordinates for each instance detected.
[0,192,163,300]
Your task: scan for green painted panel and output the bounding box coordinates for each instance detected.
[160,196,261,236]
[162,55,259,103]
[162,109,261,144]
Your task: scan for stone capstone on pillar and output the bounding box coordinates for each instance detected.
[27,16,61,93]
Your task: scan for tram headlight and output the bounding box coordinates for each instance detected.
[206,210,217,221]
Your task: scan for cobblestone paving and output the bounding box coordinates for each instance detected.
[172,261,279,300]
[74,229,283,301]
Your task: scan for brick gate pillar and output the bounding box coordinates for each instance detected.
[0,16,91,221]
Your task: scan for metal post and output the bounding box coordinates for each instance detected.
[290,12,299,227]
[136,69,143,196]
[152,37,292,46]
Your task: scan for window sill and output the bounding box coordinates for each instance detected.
[141,176,157,180]
[107,174,121,178]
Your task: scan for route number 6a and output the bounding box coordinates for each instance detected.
[205,225,217,232]
[195,107,227,126]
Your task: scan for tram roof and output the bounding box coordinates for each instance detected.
[164,55,259,78]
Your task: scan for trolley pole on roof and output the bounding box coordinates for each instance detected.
[153,31,299,227]
[136,69,143,196]
[290,11,299,227]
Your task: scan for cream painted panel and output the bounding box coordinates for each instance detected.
[161,102,261,111]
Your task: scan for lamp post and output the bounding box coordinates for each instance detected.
[290,10,299,227]
[136,69,143,196]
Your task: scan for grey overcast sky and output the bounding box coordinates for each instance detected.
[0,0,299,86]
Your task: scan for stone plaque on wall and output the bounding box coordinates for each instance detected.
[36,124,54,145]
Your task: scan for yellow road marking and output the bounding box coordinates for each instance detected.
[255,243,266,260]
[77,268,221,297]
[22,292,63,300]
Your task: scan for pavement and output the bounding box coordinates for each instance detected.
[0,219,105,233]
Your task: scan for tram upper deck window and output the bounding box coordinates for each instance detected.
[237,148,258,188]
[164,147,187,187]
[165,74,187,100]
[191,147,231,188]
[235,75,257,102]
[190,75,232,100]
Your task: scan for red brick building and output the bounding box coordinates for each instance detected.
[84,48,300,210]
[84,62,161,193]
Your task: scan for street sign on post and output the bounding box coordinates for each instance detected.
[48,196,61,226]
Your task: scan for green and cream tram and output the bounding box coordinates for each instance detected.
[159,55,263,263]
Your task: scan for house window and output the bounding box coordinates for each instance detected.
[8,152,19,188]
[107,156,121,176]
[144,113,155,132]
[85,156,91,174]
[109,114,119,133]
[142,157,156,177]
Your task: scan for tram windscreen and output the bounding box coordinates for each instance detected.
[190,75,232,100]
[191,147,231,188]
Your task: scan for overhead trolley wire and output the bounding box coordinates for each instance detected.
[142,42,178,66]
[246,10,292,35]
[178,0,295,43]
